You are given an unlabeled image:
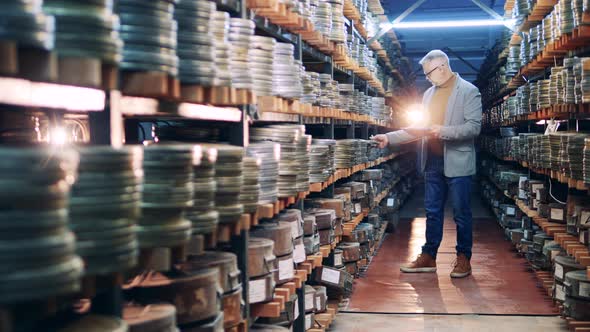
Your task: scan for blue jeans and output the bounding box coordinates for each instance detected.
[422,155,473,260]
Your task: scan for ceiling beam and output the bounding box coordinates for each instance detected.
[398,36,493,42]
[403,50,487,56]
[442,47,480,72]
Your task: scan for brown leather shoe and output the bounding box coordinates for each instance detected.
[400,253,437,273]
[450,254,472,278]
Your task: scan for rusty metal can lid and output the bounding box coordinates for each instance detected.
[124,303,177,332]
[180,251,240,293]
[58,315,127,332]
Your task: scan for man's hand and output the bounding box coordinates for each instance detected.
[371,134,388,149]
[431,125,442,137]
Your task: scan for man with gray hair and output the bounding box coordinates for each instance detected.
[372,49,482,278]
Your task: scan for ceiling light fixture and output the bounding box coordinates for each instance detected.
[367,0,515,45]
[391,19,516,29]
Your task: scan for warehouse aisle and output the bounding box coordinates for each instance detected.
[330,313,565,332]
[332,181,566,331]
[346,182,558,315]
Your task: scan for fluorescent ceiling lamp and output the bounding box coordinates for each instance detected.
[391,19,515,29]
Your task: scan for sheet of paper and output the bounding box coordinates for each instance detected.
[321,268,340,284]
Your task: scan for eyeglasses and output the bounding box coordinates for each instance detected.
[424,63,444,78]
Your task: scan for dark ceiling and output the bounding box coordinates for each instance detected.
[382,0,508,91]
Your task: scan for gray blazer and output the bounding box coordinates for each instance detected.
[386,73,482,178]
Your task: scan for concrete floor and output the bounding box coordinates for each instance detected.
[333,179,567,331]
[331,312,567,332]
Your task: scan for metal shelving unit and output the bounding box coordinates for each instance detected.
[0,0,407,329]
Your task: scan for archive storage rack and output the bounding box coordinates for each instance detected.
[478,0,590,328]
[0,0,415,331]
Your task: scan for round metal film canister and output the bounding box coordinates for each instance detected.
[248,237,277,278]
[250,222,294,257]
[125,268,221,325]
[123,303,177,332]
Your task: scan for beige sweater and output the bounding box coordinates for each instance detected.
[427,74,456,156]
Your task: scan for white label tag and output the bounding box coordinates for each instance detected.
[290,221,301,239]
[533,199,539,209]
[305,314,313,330]
[556,285,566,301]
[249,278,268,303]
[305,293,315,311]
[531,183,544,193]
[506,207,516,216]
[518,189,527,199]
[279,258,294,280]
[555,264,564,279]
[536,190,542,200]
[354,203,362,214]
[387,198,394,207]
[579,283,590,298]
[321,268,341,284]
[315,295,321,311]
[334,252,343,266]
[551,208,564,221]
[524,229,531,239]
[294,298,299,320]
[293,243,306,264]
[582,211,590,225]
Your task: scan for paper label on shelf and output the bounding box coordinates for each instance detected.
[387,198,394,207]
[531,183,544,193]
[555,264,564,279]
[293,243,306,263]
[334,252,343,266]
[305,293,315,311]
[518,189,527,199]
[551,208,564,221]
[321,268,341,284]
[506,207,516,216]
[315,296,321,311]
[556,285,566,301]
[279,257,294,280]
[579,282,590,298]
[249,278,268,303]
[294,298,299,320]
[305,314,313,330]
[581,211,590,226]
[354,203,362,214]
